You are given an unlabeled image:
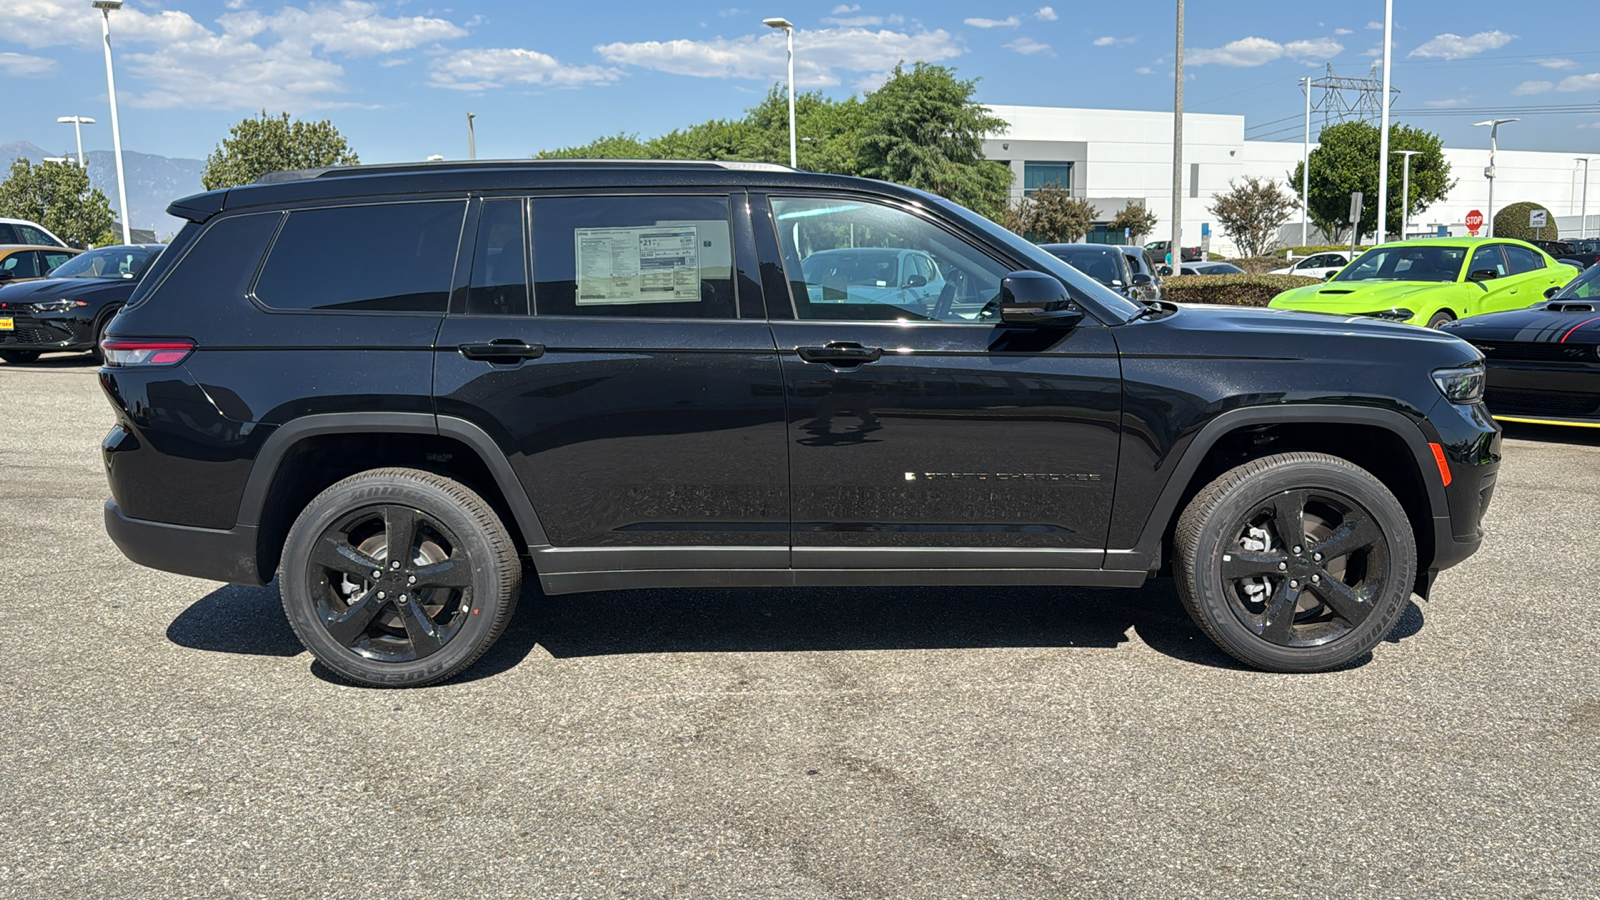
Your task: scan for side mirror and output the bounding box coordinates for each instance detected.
[1469,268,1500,282]
[0,271,14,282]
[1131,273,1152,287]
[1545,285,1562,299]
[1323,270,1338,280]
[999,271,1084,328]
[1157,265,1174,277]
[904,274,927,288]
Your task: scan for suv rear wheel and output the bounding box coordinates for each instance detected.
[279,467,520,687]
[1173,452,1416,672]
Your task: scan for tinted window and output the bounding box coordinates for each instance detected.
[41,251,75,272]
[530,195,734,319]
[17,224,57,247]
[1558,266,1600,299]
[0,224,18,244]
[1504,244,1542,275]
[772,196,1008,323]
[1336,246,1466,283]
[466,198,528,316]
[139,213,281,309]
[1,251,41,278]
[1469,245,1508,279]
[50,246,159,279]
[255,201,465,312]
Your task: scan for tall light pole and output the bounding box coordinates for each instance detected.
[466,112,476,160]
[1300,76,1311,246]
[763,17,796,167]
[1473,118,1517,238]
[57,116,95,168]
[1375,0,1393,245]
[1393,150,1420,241]
[1170,0,1184,268]
[93,0,131,245]
[1578,157,1592,239]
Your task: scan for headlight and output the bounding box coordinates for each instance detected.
[1364,308,1415,322]
[1432,363,1486,404]
[36,299,88,313]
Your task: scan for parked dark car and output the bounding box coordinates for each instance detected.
[1038,243,1153,302]
[1528,239,1599,270]
[101,160,1497,687]
[1146,240,1202,264]
[0,245,80,284]
[1441,263,1600,426]
[1118,245,1163,302]
[0,244,163,363]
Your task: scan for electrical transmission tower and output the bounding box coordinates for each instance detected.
[1310,63,1399,130]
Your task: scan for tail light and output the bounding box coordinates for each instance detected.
[101,338,195,367]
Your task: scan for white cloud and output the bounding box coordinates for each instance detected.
[1408,30,1514,60]
[1035,6,1057,20]
[965,16,1021,28]
[0,51,56,77]
[1284,37,1342,59]
[1424,97,1472,107]
[595,26,962,88]
[1365,21,1383,30]
[1535,57,1577,69]
[717,7,747,16]
[1005,37,1052,56]
[1135,66,1154,75]
[222,1,464,56]
[1093,36,1136,47]
[428,48,620,91]
[1512,80,1552,95]
[823,14,884,26]
[1334,28,1352,35]
[831,4,859,12]
[1558,73,1600,92]
[1188,37,1285,67]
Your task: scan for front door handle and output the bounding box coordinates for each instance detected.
[459,339,545,362]
[796,342,883,367]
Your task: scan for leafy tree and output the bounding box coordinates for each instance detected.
[1492,201,1558,242]
[538,132,653,159]
[1289,121,1453,241]
[1208,175,1297,258]
[1108,201,1159,240]
[1016,183,1097,242]
[744,86,869,175]
[0,159,115,248]
[202,111,360,190]
[857,63,1013,220]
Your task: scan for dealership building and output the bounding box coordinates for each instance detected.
[982,105,1599,257]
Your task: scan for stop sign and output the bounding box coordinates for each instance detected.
[1465,210,1484,235]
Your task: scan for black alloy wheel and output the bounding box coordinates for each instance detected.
[1174,452,1416,672]
[279,468,520,687]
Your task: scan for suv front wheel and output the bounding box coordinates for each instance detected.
[279,467,521,687]
[1174,452,1417,672]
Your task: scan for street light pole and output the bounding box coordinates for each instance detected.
[1376,0,1393,245]
[1473,118,1517,238]
[1301,76,1311,246]
[1170,0,1184,268]
[57,115,96,168]
[467,112,476,160]
[1578,157,1592,239]
[763,17,796,167]
[93,0,131,245]
[1393,150,1420,241]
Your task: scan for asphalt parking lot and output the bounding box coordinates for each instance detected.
[1,355,1597,898]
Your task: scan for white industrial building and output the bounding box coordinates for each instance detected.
[983,105,1599,258]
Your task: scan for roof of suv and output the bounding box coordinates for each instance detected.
[167,160,929,223]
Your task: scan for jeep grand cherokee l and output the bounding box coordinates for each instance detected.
[100,161,1500,687]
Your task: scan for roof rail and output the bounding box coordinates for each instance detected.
[251,158,797,185]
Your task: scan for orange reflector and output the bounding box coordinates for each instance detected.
[1428,442,1452,487]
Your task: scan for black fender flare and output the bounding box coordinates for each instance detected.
[234,411,550,549]
[1106,404,1447,570]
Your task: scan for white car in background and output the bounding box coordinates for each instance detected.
[0,217,69,248]
[1270,251,1351,279]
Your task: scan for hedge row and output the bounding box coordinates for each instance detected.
[1160,273,1321,307]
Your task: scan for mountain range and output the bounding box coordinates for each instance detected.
[0,140,205,238]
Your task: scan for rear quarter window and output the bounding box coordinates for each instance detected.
[135,212,281,309]
[254,201,466,312]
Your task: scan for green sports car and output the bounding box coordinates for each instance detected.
[1268,237,1580,327]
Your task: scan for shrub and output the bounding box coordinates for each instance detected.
[1492,201,1558,242]
[1161,273,1321,307]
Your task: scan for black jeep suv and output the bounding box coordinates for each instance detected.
[100,161,1500,686]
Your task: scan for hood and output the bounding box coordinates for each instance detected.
[1442,301,1600,343]
[0,276,134,306]
[1170,301,1474,349]
[1269,279,1451,311]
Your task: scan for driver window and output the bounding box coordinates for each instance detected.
[769,196,1008,323]
[1470,245,1508,278]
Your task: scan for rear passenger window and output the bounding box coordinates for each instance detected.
[18,225,55,246]
[139,212,281,308]
[255,201,465,312]
[529,195,735,319]
[1504,244,1543,275]
[466,199,528,316]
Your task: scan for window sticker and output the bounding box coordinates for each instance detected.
[575,225,701,305]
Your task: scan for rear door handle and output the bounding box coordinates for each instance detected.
[796,342,883,366]
[458,339,545,362]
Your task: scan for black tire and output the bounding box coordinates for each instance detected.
[0,350,41,364]
[1173,452,1416,673]
[279,467,521,687]
[91,310,116,363]
[1425,310,1455,328]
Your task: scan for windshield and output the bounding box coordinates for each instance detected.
[1554,264,1600,300]
[801,249,904,287]
[1332,245,1465,283]
[49,246,159,280]
[1045,247,1124,285]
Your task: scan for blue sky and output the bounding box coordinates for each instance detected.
[4,0,1600,163]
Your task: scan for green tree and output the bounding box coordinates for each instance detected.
[0,159,115,248]
[743,86,868,174]
[538,132,652,159]
[1289,121,1454,241]
[1108,201,1159,240]
[857,63,1012,220]
[202,111,360,190]
[1492,201,1558,242]
[1208,176,1296,258]
[1018,183,1097,242]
